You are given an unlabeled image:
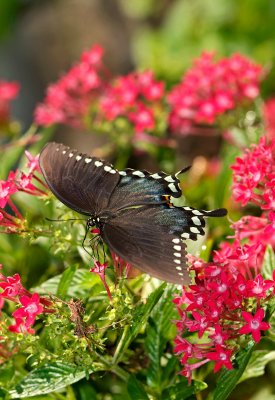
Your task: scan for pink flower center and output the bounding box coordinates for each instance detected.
[219,352,227,361]
[214,334,223,345]
[250,319,260,330]
[25,303,38,314]
[218,283,227,293]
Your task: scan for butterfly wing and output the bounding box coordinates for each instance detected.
[101,205,191,284]
[39,142,120,215]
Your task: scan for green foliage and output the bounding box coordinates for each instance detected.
[213,342,255,400]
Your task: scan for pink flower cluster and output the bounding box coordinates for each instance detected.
[263,99,275,141]
[0,269,52,334]
[174,249,272,383]
[34,45,104,127]
[168,53,262,135]
[0,80,20,123]
[0,151,47,233]
[99,71,164,135]
[231,137,275,208]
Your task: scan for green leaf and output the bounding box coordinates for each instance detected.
[113,283,166,363]
[161,379,207,400]
[213,343,254,400]
[262,245,275,280]
[57,265,77,298]
[35,268,95,297]
[127,375,149,400]
[145,285,177,389]
[8,362,100,398]
[239,350,275,383]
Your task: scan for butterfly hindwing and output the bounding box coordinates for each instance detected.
[101,205,192,284]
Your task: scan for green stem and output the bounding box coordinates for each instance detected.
[112,324,130,364]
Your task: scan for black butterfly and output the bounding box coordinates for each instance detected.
[39,142,227,284]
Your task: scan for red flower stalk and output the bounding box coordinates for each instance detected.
[168,52,262,135]
[90,259,112,300]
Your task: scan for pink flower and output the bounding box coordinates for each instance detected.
[9,317,35,334]
[25,151,41,174]
[231,137,275,209]
[263,98,275,140]
[99,70,164,136]
[13,293,43,326]
[0,175,18,208]
[129,105,155,133]
[239,309,270,343]
[34,44,104,128]
[168,52,262,135]
[90,259,112,300]
[0,273,27,299]
[0,80,20,122]
[206,345,233,373]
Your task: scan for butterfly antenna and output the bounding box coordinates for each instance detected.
[46,217,87,222]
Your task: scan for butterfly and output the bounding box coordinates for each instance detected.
[39,142,227,284]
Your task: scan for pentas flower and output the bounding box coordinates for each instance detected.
[231,137,275,209]
[168,52,262,135]
[12,293,43,327]
[0,270,54,334]
[0,273,28,300]
[34,44,104,128]
[99,70,164,137]
[90,259,112,300]
[239,309,270,343]
[173,248,273,380]
[263,98,275,140]
[0,80,20,123]
[111,252,132,279]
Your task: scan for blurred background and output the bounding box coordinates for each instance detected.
[1,0,275,131]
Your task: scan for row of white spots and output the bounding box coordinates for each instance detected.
[103,165,116,174]
[172,238,184,277]
[168,183,178,193]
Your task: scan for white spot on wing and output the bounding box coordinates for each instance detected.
[176,266,182,271]
[164,175,175,183]
[85,158,92,164]
[173,245,181,251]
[174,252,181,257]
[174,259,181,264]
[132,171,145,178]
[190,227,200,234]
[95,161,103,167]
[181,232,190,239]
[62,150,66,154]
[192,216,201,226]
[168,183,178,193]
[151,173,162,179]
[104,165,112,172]
[119,171,127,176]
[69,153,73,158]
[172,238,180,244]
[192,209,204,216]
[76,155,82,161]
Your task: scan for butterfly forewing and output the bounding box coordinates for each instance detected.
[39,142,120,215]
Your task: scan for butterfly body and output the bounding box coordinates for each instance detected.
[39,142,227,284]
